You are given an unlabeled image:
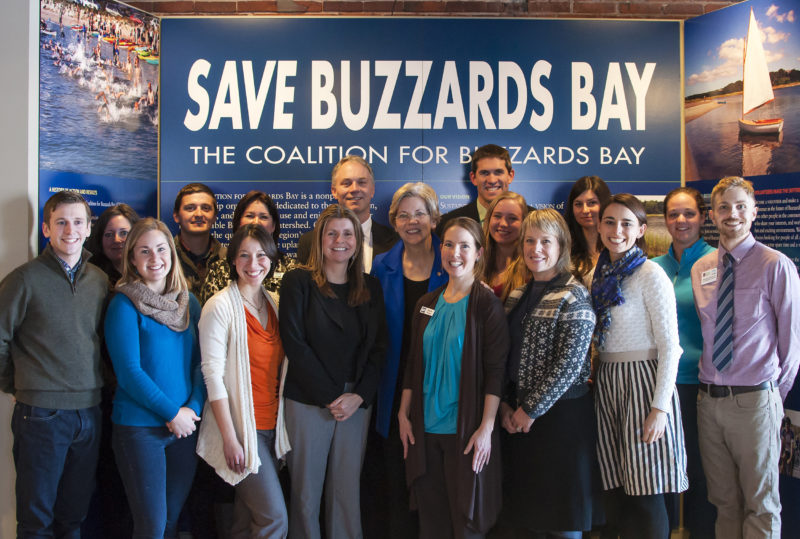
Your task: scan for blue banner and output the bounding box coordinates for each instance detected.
[160,17,681,252]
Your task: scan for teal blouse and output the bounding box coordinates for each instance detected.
[652,238,716,384]
[422,292,469,434]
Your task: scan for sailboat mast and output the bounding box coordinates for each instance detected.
[742,7,751,119]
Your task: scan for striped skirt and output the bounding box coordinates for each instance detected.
[595,350,688,495]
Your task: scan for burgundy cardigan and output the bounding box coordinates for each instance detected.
[402,281,509,533]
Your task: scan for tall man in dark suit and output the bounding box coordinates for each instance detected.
[436,144,516,236]
[297,155,397,272]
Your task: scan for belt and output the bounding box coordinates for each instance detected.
[699,381,774,398]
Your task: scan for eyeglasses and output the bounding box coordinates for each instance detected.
[396,211,429,223]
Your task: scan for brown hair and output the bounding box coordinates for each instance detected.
[305,204,370,306]
[226,224,279,282]
[231,191,281,245]
[86,203,140,265]
[663,186,706,216]
[118,218,188,294]
[600,193,648,255]
[172,182,218,216]
[43,190,92,225]
[470,144,512,174]
[564,176,611,280]
[441,217,486,279]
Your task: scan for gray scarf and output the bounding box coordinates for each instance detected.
[116,281,190,332]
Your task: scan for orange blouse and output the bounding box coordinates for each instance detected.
[245,304,283,430]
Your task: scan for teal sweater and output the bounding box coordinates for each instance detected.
[652,239,716,384]
[105,292,205,426]
[0,246,108,409]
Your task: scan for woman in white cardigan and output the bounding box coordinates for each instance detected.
[197,224,290,538]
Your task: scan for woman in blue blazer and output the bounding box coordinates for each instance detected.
[369,182,448,537]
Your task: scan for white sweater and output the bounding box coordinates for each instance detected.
[599,260,682,413]
[196,282,290,486]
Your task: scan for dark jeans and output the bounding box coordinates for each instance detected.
[112,424,198,539]
[12,402,101,539]
[81,389,132,538]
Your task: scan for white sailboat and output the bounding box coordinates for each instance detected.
[739,7,784,134]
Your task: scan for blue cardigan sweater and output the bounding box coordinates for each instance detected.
[652,238,716,384]
[105,292,205,426]
[371,235,449,438]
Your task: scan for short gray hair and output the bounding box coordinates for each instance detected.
[388,182,440,228]
[331,155,375,186]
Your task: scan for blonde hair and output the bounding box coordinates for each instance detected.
[305,204,370,306]
[482,191,528,286]
[118,218,188,294]
[500,209,572,300]
[711,176,755,207]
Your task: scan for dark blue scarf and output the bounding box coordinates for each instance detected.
[591,246,647,347]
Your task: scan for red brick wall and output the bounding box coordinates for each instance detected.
[126,0,742,19]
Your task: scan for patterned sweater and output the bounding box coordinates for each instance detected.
[505,273,596,419]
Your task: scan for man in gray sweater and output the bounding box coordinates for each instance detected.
[0,191,108,538]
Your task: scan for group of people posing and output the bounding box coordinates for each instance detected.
[1,144,798,539]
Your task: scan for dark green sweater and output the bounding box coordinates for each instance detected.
[0,246,108,409]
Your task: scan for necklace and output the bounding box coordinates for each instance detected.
[240,291,265,313]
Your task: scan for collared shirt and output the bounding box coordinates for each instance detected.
[55,254,83,284]
[652,238,716,384]
[691,233,800,399]
[477,200,488,225]
[361,217,373,273]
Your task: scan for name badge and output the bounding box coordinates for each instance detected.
[700,268,717,285]
[420,306,435,317]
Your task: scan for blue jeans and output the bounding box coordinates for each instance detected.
[112,424,198,539]
[12,402,101,539]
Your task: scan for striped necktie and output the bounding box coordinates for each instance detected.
[712,253,735,371]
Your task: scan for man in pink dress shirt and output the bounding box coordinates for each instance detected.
[691,176,800,539]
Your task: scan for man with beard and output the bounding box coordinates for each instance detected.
[691,176,800,539]
[172,182,225,299]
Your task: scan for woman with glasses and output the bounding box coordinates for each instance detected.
[369,182,449,536]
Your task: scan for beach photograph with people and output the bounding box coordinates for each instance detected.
[685,0,800,181]
[39,0,159,181]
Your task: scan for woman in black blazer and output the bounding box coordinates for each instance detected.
[279,204,387,539]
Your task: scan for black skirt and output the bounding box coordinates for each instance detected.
[501,390,599,532]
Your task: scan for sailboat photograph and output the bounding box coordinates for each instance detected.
[684,0,800,181]
[739,7,784,134]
